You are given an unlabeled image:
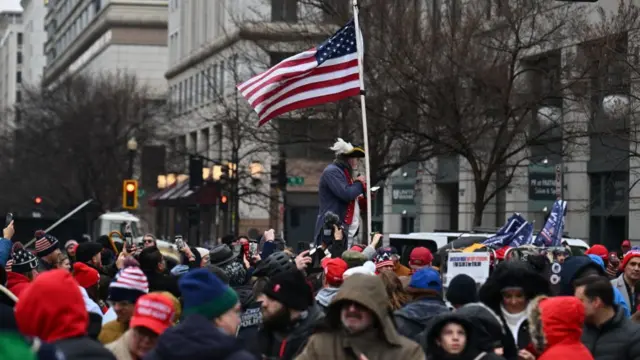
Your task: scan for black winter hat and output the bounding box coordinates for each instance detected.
[447,274,479,307]
[75,242,103,263]
[262,269,313,311]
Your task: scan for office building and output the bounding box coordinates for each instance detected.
[42,0,168,96]
[0,10,23,127]
[382,1,640,248]
[20,0,47,86]
[154,0,337,242]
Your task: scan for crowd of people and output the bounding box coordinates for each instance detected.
[1,219,640,360]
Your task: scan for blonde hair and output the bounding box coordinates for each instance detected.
[56,253,69,268]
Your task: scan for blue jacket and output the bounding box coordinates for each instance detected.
[587,254,631,317]
[144,315,256,360]
[314,162,364,244]
[0,238,12,267]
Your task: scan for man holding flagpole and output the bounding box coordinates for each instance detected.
[314,138,367,247]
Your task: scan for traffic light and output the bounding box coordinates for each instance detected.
[219,193,228,211]
[122,179,139,210]
[33,196,42,205]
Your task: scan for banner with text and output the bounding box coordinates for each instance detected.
[445,252,491,287]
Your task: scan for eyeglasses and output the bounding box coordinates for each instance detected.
[143,239,154,244]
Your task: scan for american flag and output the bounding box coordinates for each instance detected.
[237,19,361,126]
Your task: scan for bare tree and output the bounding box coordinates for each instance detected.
[0,72,171,213]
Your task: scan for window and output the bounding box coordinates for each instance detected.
[207,66,212,99]
[15,91,21,103]
[188,77,193,107]
[219,61,225,97]
[17,32,22,45]
[200,70,205,103]
[195,73,199,105]
[212,64,218,99]
[16,71,21,83]
[182,79,187,109]
[16,52,22,64]
[271,0,298,22]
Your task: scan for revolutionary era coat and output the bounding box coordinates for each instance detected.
[314,161,366,245]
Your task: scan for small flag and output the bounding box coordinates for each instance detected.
[534,200,567,247]
[482,213,528,248]
[237,19,361,126]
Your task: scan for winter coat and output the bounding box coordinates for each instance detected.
[315,287,339,311]
[394,297,449,342]
[424,312,505,360]
[611,274,632,314]
[235,284,262,344]
[6,272,30,298]
[478,260,550,360]
[14,269,115,360]
[528,296,593,360]
[581,305,640,360]
[586,255,631,317]
[0,302,17,331]
[144,314,256,360]
[98,320,127,345]
[56,337,117,360]
[105,329,135,360]
[294,274,425,360]
[452,302,506,353]
[314,162,365,245]
[253,304,325,360]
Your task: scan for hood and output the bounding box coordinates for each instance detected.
[6,272,29,290]
[395,297,448,323]
[587,255,605,270]
[426,313,477,358]
[455,302,505,350]
[78,286,103,316]
[15,270,88,342]
[150,314,247,360]
[557,256,605,296]
[528,296,584,354]
[479,260,550,312]
[326,274,403,345]
[315,287,339,307]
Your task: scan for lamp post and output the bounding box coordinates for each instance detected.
[537,106,563,199]
[127,137,138,179]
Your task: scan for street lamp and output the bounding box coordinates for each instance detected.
[602,94,630,119]
[127,137,138,179]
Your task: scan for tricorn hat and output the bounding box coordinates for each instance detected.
[330,138,365,158]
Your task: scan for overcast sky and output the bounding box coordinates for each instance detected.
[0,0,22,12]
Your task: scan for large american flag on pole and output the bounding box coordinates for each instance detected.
[237,19,361,126]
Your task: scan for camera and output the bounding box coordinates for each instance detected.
[322,211,341,244]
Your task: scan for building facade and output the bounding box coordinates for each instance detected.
[20,0,46,86]
[42,0,168,96]
[0,10,23,127]
[158,0,338,243]
[382,1,640,250]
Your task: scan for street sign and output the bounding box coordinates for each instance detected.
[392,184,415,205]
[555,164,562,198]
[138,189,146,198]
[287,176,304,186]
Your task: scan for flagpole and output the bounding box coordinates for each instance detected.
[352,0,373,244]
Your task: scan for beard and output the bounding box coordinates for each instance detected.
[262,306,292,331]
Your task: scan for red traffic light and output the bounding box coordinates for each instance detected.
[125,183,136,192]
[34,196,42,204]
[221,195,228,204]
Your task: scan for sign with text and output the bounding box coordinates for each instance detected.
[391,184,416,205]
[445,253,491,287]
[529,171,556,201]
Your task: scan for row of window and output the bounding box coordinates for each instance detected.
[169,61,227,114]
[52,4,97,64]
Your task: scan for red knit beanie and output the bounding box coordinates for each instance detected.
[620,251,640,271]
